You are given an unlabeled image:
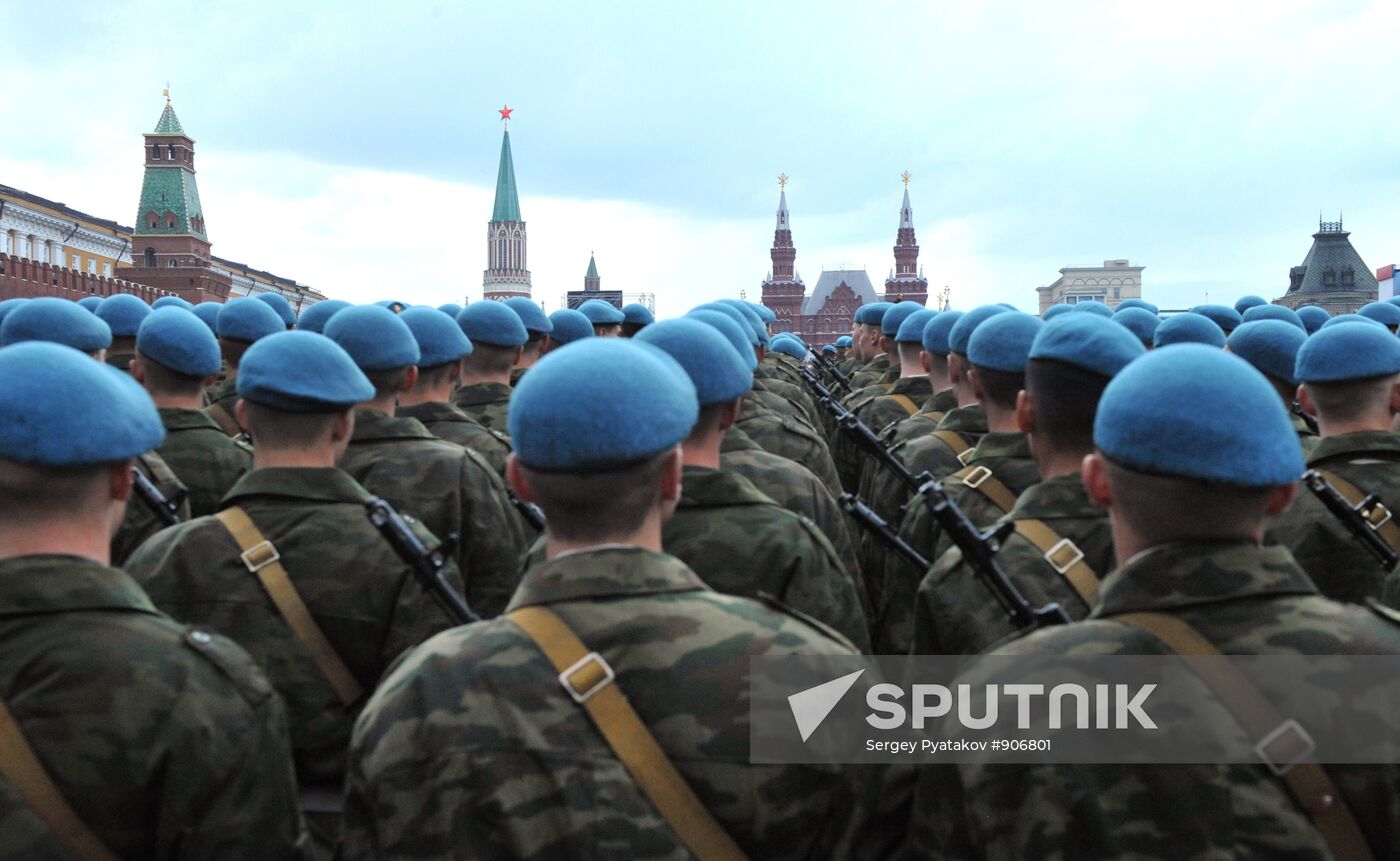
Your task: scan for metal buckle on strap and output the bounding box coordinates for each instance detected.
[961,465,993,488]
[1045,537,1085,574]
[1255,718,1316,776]
[1360,501,1393,531]
[956,448,976,466]
[240,540,280,573]
[559,651,615,703]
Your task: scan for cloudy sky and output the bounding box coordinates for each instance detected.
[3,0,1397,315]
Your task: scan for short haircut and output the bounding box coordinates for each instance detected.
[524,332,547,354]
[463,344,517,376]
[522,449,672,542]
[241,401,347,449]
[969,365,1025,411]
[416,361,458,389]
[364,366,411,399]
[135,350,205,397]
[1103,456,1277,545]
[0,458,111,522]
[1304,374,1397,424]
[685,403,727,443]
[110,335,136,352]
[219,338,252,370]
[896,342,923,366]
[1026,358,1111,454]
[593,324,623,337]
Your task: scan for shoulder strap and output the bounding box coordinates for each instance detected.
[1113,612,1375,861]
[0,696,119,861]
[215,507,364,707]
[1314,469,1400,555]
[950,464,1019,514]
[1012,520,1099,608]
[917,409,946,423]
[206,400,242,438]
[507,606,749,861]
[931,430,976,466]
[886,394,920,418]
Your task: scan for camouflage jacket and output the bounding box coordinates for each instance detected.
[755,371,824,430]
[450,381,513,434]
[849,353,894,390]
[156,407,254,518]
[1265,430,1400,604]
[911,541,1400,859]
[861,376,934,437]
[112,449,191,566]
[736,397,842,495]
[836,356,860,376]
[339,409,528,616]
[882,387,959,450]
[910,472,1112,656]
[663,466,870,650]
[852,388,960,525]
[750,382,823,435]
[875,431,1040,655]
[0,555,306,860]
[124,467,462,788]
[830,376,929,492]
[396,400,512,477]
[342,548,907,860]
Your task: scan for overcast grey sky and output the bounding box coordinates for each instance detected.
[3,0,1396,314]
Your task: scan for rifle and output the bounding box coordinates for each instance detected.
[1301,470,1400,570]
[508,489,546,532]
[839,493,930,571]
[811,350,854,395]
[366,498,480,625]
[800,366,922,494]
[1292,402,1319,435]
[132,467,186,527]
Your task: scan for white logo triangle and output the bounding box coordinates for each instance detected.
[787,669,865,742]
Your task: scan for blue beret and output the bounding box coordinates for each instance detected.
[1296,322,1400,384]
[835,335,853,348]
[437,303,464,318]
[577,299,625,325]
[254,292,297,326]
[769,336,808,360]
[896,309,937,343]
[76,296,104,312]
[0,342,163,465]
[719,300,769,347]
[136,308,221,377]
[967,312,1042,372]
[374,299,408,314]
[510,339,698,472]
[457,301,529,348]
[1189,304,1242,333]
[881,300,925,337]
[294,299,351,334]
[694,303,759,346]
[822,344,836,354]
[1153,313,1225,348]
[1296,305,1331,334]
[921,310,964,355]
[748,302,777,325]
[1095,345,1303,486]
[1233,295,1268,314]
[400,306,473,367]
[1388,296,1400,308]
[1041,304,1073,321]
[687,309,758,371]
[949,305,1009,355]
[635,318,753,406]
[0,298,28,326]
[548,309,595,346]
[152,296,194,311]
[1226,321,1307,386]
[1,298,112,352]
[95,294,151,336]
[622,303,655,326]
[324,304,422,370]
[192,302,223,332]
[237,331,374,411]
[1320,313,1387,331]
[854,301,893,326]
[1112,307,1161,347]
[1240,304,1305,331]
[1070,300,1113,318]
[1357,302,1400,327]
[1033,313,1145,377]
[218,297,285,343]
[1114,299,1160,314]
[504,297,554,335]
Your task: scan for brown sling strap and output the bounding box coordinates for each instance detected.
[1315,469,1400,556]
[507,606,749,861]
[206,400,242,438]
[1114,612,1375,861]
[886,394,920,418]
[931,430,976,466]
[0,696,119,861]
[1012,520,1100,608]
[917,409,947,424]
[950,464,1019,514]
[216,507,364,706]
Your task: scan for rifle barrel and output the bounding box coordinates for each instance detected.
[366,498,479,625]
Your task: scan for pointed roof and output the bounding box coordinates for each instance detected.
[776,189,790,232]
[1291,220,1378,295]
[586,253,598,278]
[899,188,913,229]
[152,102,186,136]
[492,130,522,222]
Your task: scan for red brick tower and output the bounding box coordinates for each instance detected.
[884,172,928,305]
[760,174,805,333]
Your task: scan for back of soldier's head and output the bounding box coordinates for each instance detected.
[323,305,422,399]
[1026,314,1145,454]
[1295,322,1400,426]
[965,311,1041,411]
[217,297,286,371]
[235,331,373,450]
[134,308,223,397]
[457,303,528,376]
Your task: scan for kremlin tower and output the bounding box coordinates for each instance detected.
[482,105,531,301]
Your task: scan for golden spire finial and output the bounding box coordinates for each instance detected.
[778,173,789,191]
[901,170,911,189]
[163,82,171,105]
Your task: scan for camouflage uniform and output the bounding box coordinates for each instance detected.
[112,449,190,566]
[736,397,842,495]
[339,409,528,616]
[862,376,934,437]
[911,472,1112,655]
[450,381,513,434]
[155,406,254,518]
[756,366,823,429]
[662,465,871,651]
[849,353,893,391]
[751,383,823,433]
[1266,430,1400,604]
[836,355,861,377]
[830,377,930,492]
[0,555,306,860]
[882,387,959,449]
[911,541,1400,858]
[342,548,907,860]
[397,400,512,477]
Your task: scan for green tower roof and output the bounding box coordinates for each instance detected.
[152,102,186,136]
[586,254,598,278]
[491,130,521,222]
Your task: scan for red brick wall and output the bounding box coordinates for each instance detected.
[0,253,175,303]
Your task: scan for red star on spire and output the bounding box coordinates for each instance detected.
[498,104,513,122]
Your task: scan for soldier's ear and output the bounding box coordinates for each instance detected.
[400,366,419,393]
[506,455,533,502]
[1082,452,1112,510]
[919,350,932,374]
[1296,384,1315,418]
[1388,378,1400,417]
[659,445,683,504]
[1015,390,1034,435]
[110,460,134,503]
[1265,482,1298,519]
[129,358,146,385]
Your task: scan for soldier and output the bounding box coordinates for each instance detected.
[131,307,254,518]
[93,292,151,371]
[542,307,594,353]
[124,330,463,852]
[1298,304,1330,334]
[635,318,871,650]
[876,309,963,452]
[846,301,894,390]
[503,296,553,385]
[1224,320,1316,453]
[911,343,1400,858]
[702,304,825,432]
[450,301,525,433]
[1154,310,1227,348]
[395,306,512,476]
[1357,300,1400,334]
[577,297,625,336]
[206,297,286,437]
[834,334,856,373]
[341,337,904,859]
[1267,321,1400,603]
[1234,293,1268,314]
[255,291,299,330]
[192,300,224,332]
[911,313,1144,655]
[1112,306,1160,348]
[0,341,306,858]
[293,298,351,334]
[153,295,194,310]
[857,309,938,436]
[620,301,654,337]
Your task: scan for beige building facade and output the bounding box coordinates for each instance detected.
[1037,259,1144,314]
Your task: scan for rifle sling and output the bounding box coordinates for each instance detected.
[0,696,119,861]
[507,606,749,861]
[1112,612,1374,861]
[950,464,1019,514]
[207,399,242,438]
[1012,520,1099,608]
[1313,470,1400,556]
[931,431,976,466]
[216,507,364,707]
[886,394,920,418]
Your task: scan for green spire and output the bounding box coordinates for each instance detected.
[491,130,521,222]
[586,253,598,278]
[153,102,185,136]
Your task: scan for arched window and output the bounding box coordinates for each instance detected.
[167,259,178,268]
[168,145,176,159]
[498,237,506,264]
[144,248,156,267]
[151,144,161,160]
[146,212,159,228]
[166,214,177,229]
